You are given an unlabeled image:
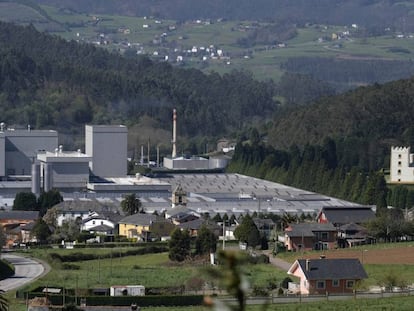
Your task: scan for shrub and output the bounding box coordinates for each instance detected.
[0,259,14,280]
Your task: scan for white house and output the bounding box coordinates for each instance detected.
[81,213,116,233]
[390,146,414,183]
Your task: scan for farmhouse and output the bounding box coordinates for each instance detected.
[287,258,368,295]
[284,223,337,251]
[317,206,375,226]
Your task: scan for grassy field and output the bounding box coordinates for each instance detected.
[17,247,287,291]
[3,242,414,311]
[2,2,414,82]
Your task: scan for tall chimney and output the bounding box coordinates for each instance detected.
[172,108,177,158]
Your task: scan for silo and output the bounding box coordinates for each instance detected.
[43,163,52,192]
[31,162,41,196]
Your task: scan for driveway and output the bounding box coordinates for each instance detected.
[0,253,48,292]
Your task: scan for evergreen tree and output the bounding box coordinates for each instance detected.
[38,189,63,216]
[195,225,217,255]
[31,218,51,244]
[13,192,37,211]
[169,228,191,262]
[234,215,260,248]
[121,193,143,215]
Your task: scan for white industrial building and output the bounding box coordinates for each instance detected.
[390,146,414,183]
[85,124,128,177]
[0,125,58,179]
[35,147,92,192]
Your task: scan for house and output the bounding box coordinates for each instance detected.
[165,206,200,225]
[287,258,368,295]
[316,206,376,227]
[284,223,337,251]
[337,223,373,248]
[118,213,174,241]
[53,199,120,226]
[0,210,39,247]
[80,211,122,236]
[178,219,221,237]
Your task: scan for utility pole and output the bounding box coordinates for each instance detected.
[222,221,226,250]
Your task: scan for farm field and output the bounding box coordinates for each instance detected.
[277,242,414,265]
[2,2,414,82]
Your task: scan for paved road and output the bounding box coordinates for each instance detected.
[261,250,292,271]
[0,253,45,292]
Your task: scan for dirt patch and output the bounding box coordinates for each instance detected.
[301,244,414,264]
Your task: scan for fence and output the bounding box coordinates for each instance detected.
[240,288,414,305]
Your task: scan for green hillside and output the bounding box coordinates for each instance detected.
[2,1,414,88]
[0,21,277,153]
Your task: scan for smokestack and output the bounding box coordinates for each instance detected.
[147,138,150,168]
[172,108,177,158]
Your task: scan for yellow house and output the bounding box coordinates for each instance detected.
[118,214,158,238]
[118,214,175,241]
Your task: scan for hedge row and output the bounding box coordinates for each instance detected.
[0,259,15,280]
[49,246,168,262]
[25,293,204,307]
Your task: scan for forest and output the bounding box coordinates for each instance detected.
[0,21,278,149]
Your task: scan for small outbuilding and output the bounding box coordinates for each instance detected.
[110,285,145,296]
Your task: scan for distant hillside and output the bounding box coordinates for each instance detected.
[268,77,414,152]
[33,0,414,32]
[0,21,277,151]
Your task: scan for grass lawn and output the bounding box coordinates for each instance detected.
[17,247,287,292]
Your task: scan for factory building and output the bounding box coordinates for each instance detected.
[35,146,92,193]
[163,155,229,170]
[0,124,58,179]
[85,125,128,178]
[162,109,229,171]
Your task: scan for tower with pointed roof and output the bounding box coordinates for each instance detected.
[171,184,187,208]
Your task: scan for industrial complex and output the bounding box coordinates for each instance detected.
[0,117,368,218]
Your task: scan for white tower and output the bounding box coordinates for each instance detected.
[390,146,414,183]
